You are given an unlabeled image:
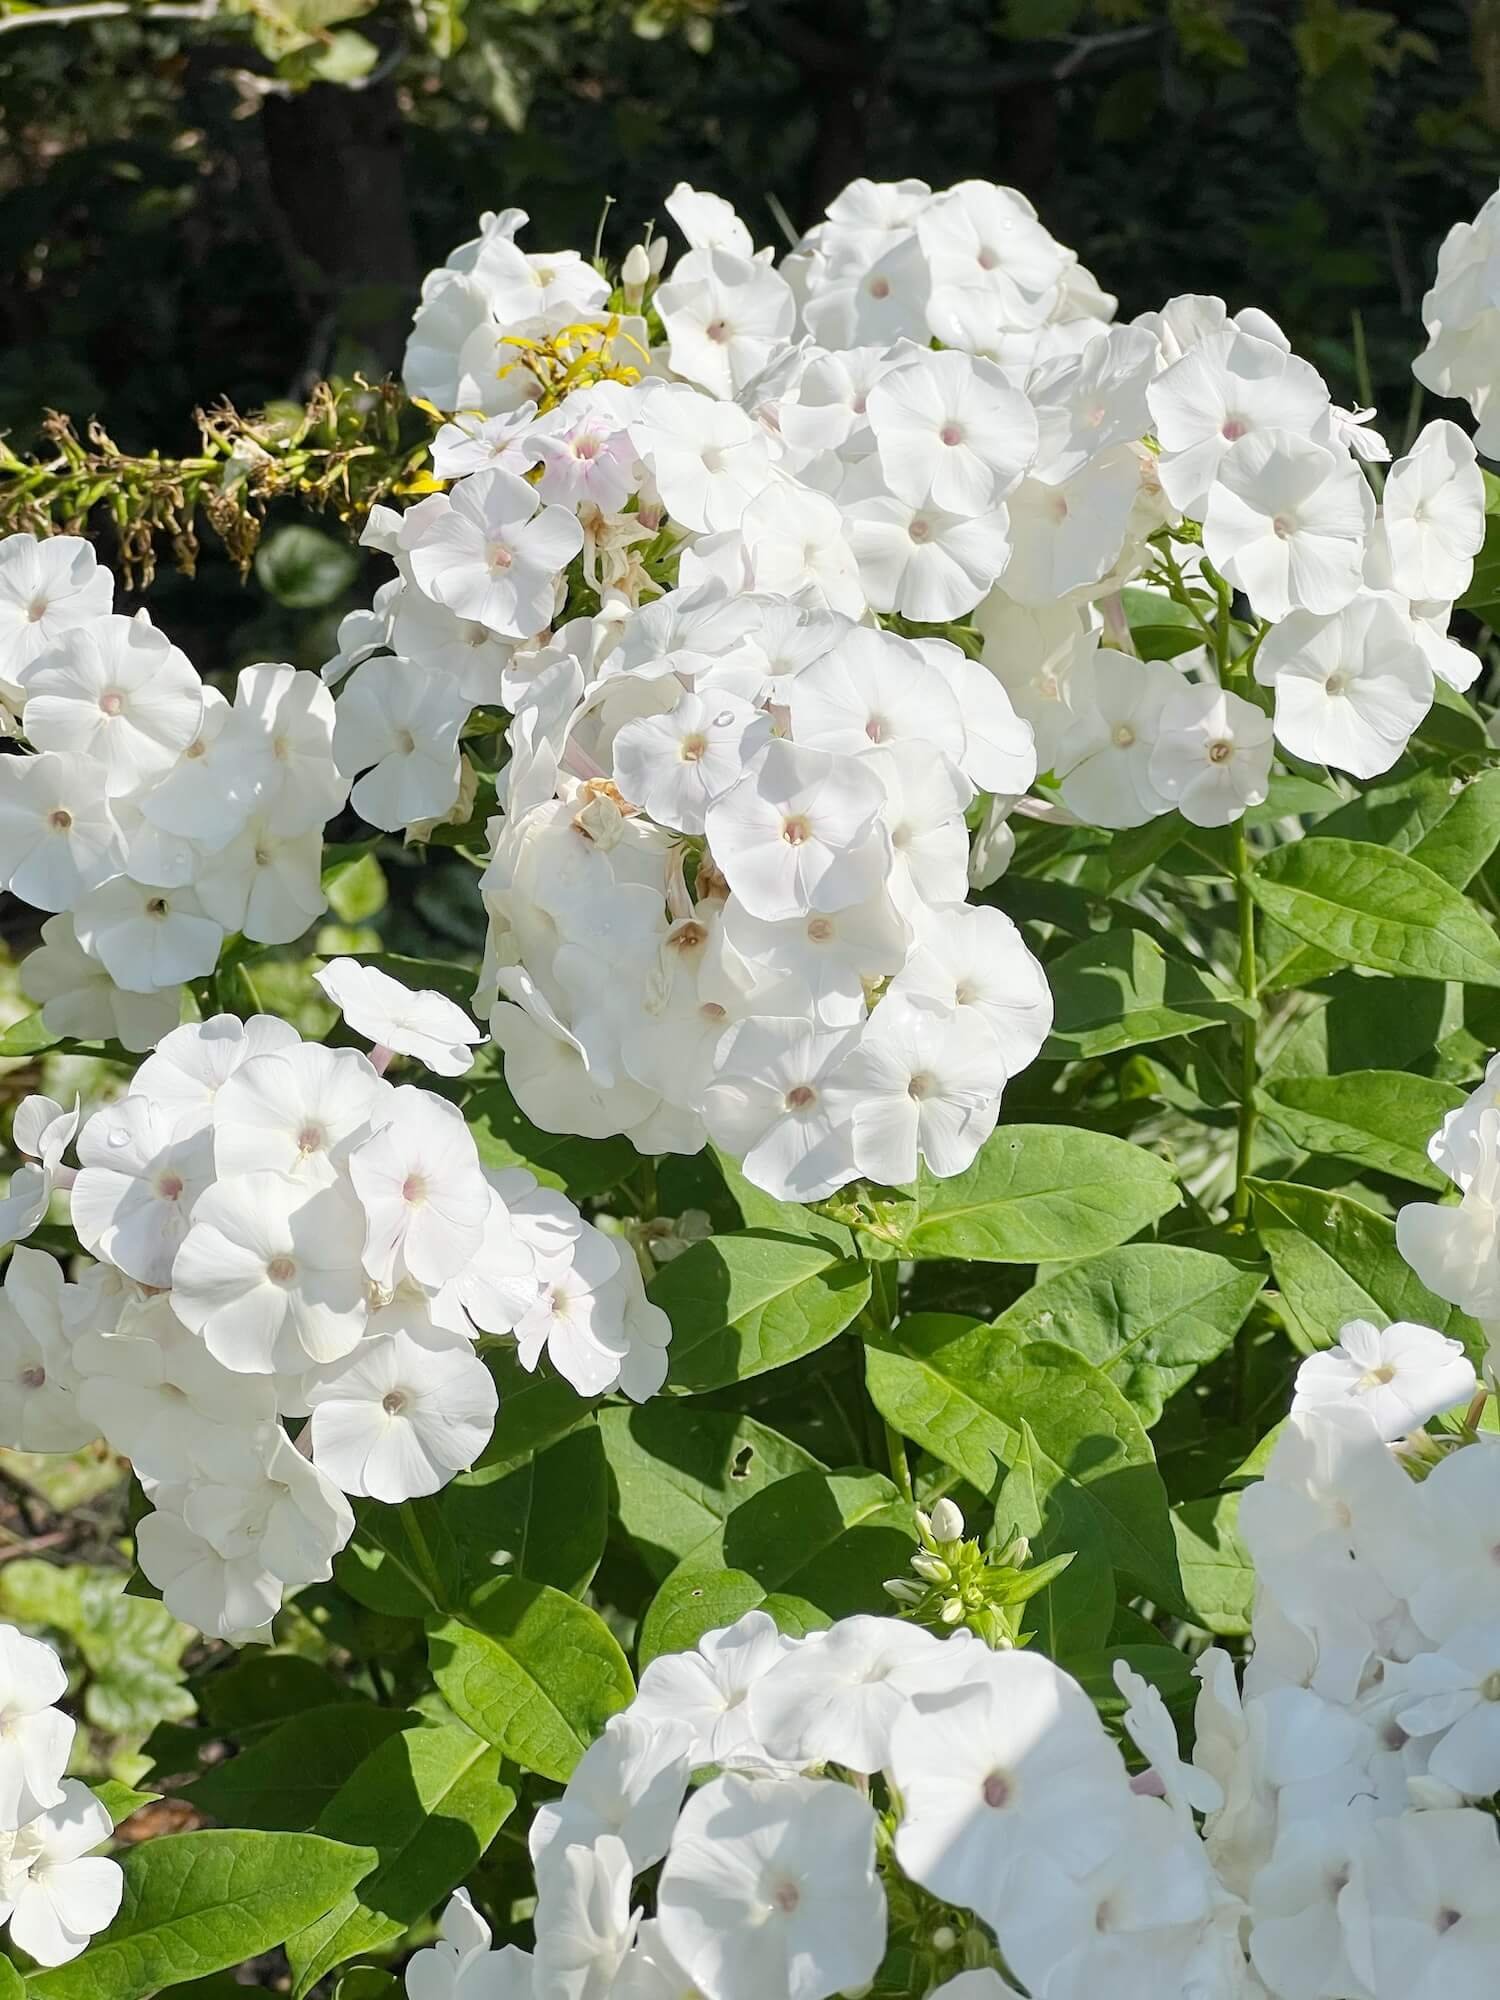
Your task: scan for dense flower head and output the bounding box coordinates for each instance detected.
[0,1009,665,1641]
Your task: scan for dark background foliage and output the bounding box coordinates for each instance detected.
[1,0,1497,665]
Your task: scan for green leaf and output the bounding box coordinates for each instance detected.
[649,1232,871,1392]
[1067,1641,1198,1714]
[599,1404,823,1582]
[253,524,358,609]
[336,1498,463,1619]
[196,1655,357,1732]
[1260,769,1500,991]
[690,1469,913,1610]
[428,1578,634,1781]
[1250,1180,1483,1354]
[27,1832,377,2000]
[462,1078,635,1198]
[0,1562,193,1740]
[1249,837,1500,986]
[1120,585,1205,660]
[183,1704,415,1833]
[864,1315,1182,1610]
[1256,1072,1466,1190]
[307,26,379,80]
[711,1148,857,1253]
[445,1425,606,1596]
[0,1012,61,1057]
[992,1245,1265,1425]
[323,851,387,925]
[894,1125,1179,1261]
[1042,929,1247,1059]
[287,1723,514,1997]
[0,1958,24,2000]
[1173,1494,1255,1636]
[991,1419,1114,1654]
[636,1567,829,1666]
[468,1349,596,1485]
[90,1783,159,1830]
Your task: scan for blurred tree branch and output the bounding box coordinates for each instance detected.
[0,0,220,32]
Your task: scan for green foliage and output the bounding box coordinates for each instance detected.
[26,1832,378,2000]
[428,1579,635,1781]
[0,1562,194,1764]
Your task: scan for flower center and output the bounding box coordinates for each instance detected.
[487,542,514,571]
[771,1879,801,1915]
[99,689,125,717]
[1355,1363,1397,1390]
[1112,723,1136,749]
[1325,672,1349,697]
[781,813,812,845]
[679,732,708,763]
[865,715,887,742]
[939,422,963,447]
[1221,417,1248,441]
[907,1072,935,1101]
[47,808,73,832]
[402,1173,428,1205]
[297,1124,326,1154]
[867,276,891,300]
[1271,514,1295,541]
[982,1771,1013,1808]
[977,247,998,271]
[155,1172,185,1201]
[18,1365,45,1390]
[705,319,730,344]
[382,1390,408,1416]
[267,1255,296,1283]
[395,728,416,755]
[908,517,932,544]
[1481,1671,1500,1703]
[145,896,169,919]
[1208,740,1233,764]
[806,918,834,942]
[26,597,48,623]
[784,1084,817,1112]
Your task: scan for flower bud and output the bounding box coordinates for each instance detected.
[930,1927,957,1954]
[622,243,651,290]
[648,233,669,275]
[883,1577,924,1604]
[910,1554,950,1585]
[928,1498,965,1542]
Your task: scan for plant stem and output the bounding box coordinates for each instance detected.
[1231,814,1259,1226]
[400,1502,449,1613]
[884,1422,915,1506]
[1213,572,1233,680]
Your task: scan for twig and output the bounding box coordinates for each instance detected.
[0,0,218,34]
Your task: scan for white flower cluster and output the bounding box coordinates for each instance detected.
[0,536,349,1049]
[1415,184,1500,459]
[0,1622,121,1966]
[396,1314,1500,2000]
[2,179,1496,1208]
[1396,1050,1500,1368]
[0,984,668,1643]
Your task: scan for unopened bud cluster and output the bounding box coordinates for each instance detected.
[884,1499,1073,1649]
